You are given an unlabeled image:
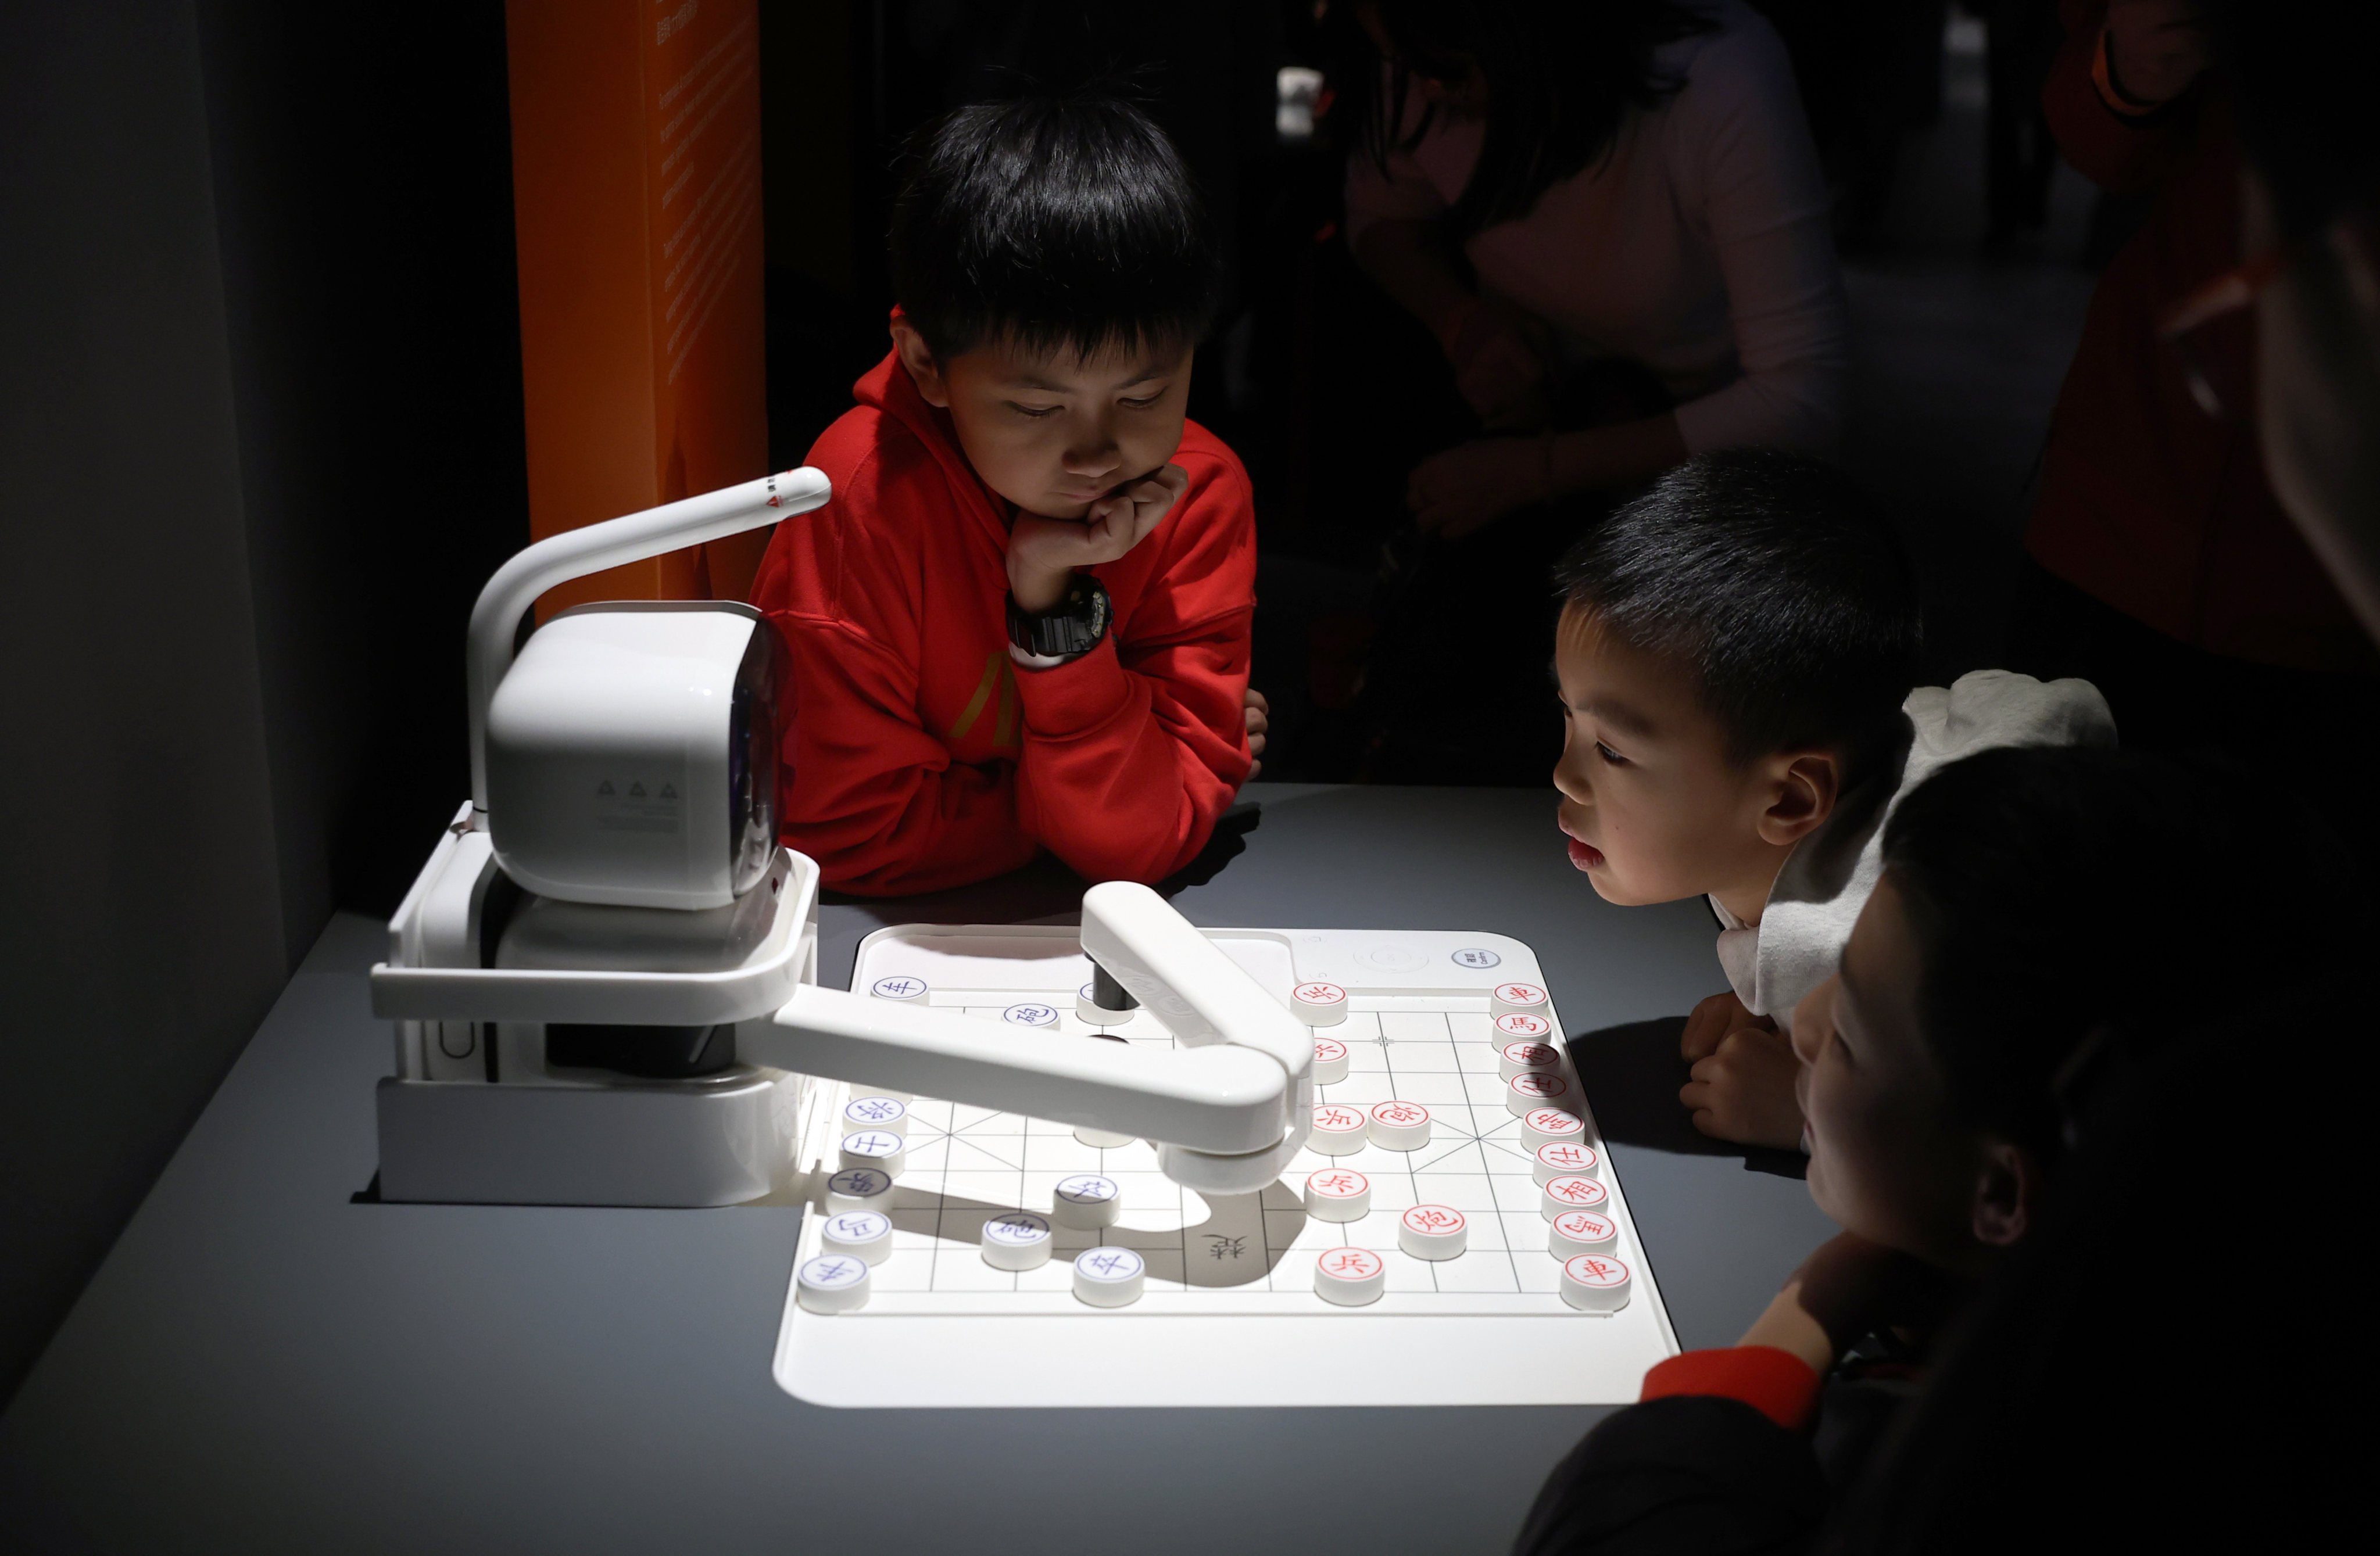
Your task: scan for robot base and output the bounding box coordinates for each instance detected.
[374,1063,803,1207]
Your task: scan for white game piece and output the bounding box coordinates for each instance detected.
[1291,981,1348,1027]
[1495,1011,1555,1046]
[1001,1001,1060,1030]
[1505,1070,1573,1116]
[1309,1103,1369,1155]
[838,1128,906,1177]
[1521,1107,1587,1150]
[1052,1174,1121,1228]
[840,1095,908,1137]
[1072,1246,1146,1307]
[1490,981,1551,1020]
[819,1208,893,1264]
[1302,1167,1371,1223]
[1533,1140,1601,1185]
[1549,1210,1619,1260]
[1451,946,1502,970]
[1075,982,1137,1027]
[869,974,928,1004]
[1072,1123,1137,1149]
[1540,1174,1610,1220]
[1560,1252,1633,1312]
[980,1211,1055,1271]
[1398,1203,1468,1260]
[795,1253,871,1314]
[824,1167,894,1214]
[1499,1039,1561,1081]
[1367,1099,1432,1151]
[1311,1036,1349,1086]
[1312,1245,1387,1306]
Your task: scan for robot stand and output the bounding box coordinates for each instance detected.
[365,468,1311,1207]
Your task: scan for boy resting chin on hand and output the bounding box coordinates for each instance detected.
[750,98,1264,897]
[1548,451,2114,1148]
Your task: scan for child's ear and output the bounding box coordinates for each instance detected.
[890,319,952,408]
[1970,1138,2035,1248]
[1755,751,1842,847]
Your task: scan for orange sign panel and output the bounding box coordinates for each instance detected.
[506,0,769,615]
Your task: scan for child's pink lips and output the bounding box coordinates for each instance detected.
[1566,836,1604,870]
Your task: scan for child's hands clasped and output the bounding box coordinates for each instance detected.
[1008,463,1188,613]
[1678,990,1805,1150]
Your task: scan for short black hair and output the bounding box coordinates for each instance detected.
[1553,450,1920,770]
[1881,746,2353,1163]
[889,96,1222,363]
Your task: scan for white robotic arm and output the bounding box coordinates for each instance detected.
[750,883,1315,1195]
[374,472,1314,1202]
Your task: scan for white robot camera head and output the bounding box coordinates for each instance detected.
[484,601,784,910]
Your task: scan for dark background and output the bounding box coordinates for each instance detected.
[0,0,2099,1407]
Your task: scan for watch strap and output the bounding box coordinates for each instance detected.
[1006,576,1111,662]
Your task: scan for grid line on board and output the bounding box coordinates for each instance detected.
[794,981,1633,1312]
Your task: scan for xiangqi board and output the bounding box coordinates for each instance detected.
[771,926,1680,1406]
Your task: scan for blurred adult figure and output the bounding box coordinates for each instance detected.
[1350,0,1844,533]
[1343,0,1846,781]
[2008,0,2380,852]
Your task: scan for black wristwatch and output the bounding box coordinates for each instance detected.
[1006,575,1111,661]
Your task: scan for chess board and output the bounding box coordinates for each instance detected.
[771,926,1680,1407]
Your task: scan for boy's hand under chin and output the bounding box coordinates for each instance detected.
[1008,464,1189,613]
[1680,1020,1806,1150]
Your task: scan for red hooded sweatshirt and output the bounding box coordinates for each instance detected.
[747,349,1256,896]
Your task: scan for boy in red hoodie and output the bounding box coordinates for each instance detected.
[749,98,1262,894]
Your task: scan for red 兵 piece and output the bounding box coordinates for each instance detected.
[1319,1247,1384,1279]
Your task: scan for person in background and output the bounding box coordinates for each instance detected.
[2006,0,2380,860]
[1343,0,1846,783]
[1520,3,2374,1544]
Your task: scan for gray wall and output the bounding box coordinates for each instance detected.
[0,0,527,1404]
